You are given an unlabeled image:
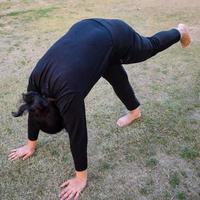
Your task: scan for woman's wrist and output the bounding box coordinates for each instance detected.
[27,139,37,150]
[75,169,88,181]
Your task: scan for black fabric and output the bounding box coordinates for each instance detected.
[28,112,40,140]
[27,19,113,171]
[27,18,180,171]
[102,64,140,111]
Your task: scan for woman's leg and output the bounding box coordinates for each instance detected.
[102,64,141,127]
[122,24,191,64]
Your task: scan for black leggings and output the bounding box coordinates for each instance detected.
[102,28,180,110]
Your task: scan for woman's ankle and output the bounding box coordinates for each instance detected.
[129,107,141,116]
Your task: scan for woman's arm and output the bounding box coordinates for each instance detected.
[8,113,40,161]
[57,93,88,171]
[57,93,88,200]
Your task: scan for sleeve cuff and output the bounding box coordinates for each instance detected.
[74,154,88,171]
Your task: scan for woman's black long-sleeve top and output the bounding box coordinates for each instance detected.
[27,17,136,171]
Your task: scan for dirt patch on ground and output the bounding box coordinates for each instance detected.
[190,25,200,42]
[191,109,200,121]
[157,153,200,197]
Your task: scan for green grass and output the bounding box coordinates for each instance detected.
[1,7,57,20]
[169,173,180,188]
[180,146,199,159]
[5,7,56,18]
[145,157,158,168]
[177,192,186,200]
[1,0,200,199]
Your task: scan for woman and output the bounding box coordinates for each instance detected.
[8,18,191,200]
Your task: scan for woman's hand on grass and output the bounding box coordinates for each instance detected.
[8,145,35,161]
[59,170,87,200]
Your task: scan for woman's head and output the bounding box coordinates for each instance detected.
[12,91,64,134]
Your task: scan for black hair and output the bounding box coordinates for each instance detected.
[12,91,64,134]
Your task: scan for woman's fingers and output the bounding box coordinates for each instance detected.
[10,154,19,161]
[74,191,80,200]
[66,190,76,200]
[10,149,17,152]
[8,151,25,160]
[8,152,17,158]
[8,152,31,161]
[8,153,18,160]
[8,146,34,161]
[60,180,70,188]
[61,189,74,200]
[22,153,31,160]
[59,186,70,198]
[8,150,17,159]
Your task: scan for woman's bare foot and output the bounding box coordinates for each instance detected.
[177,24,191,48]
[117,107,141,127]
[59,170,87,200]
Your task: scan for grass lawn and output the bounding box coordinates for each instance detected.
[0,0,200,199]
